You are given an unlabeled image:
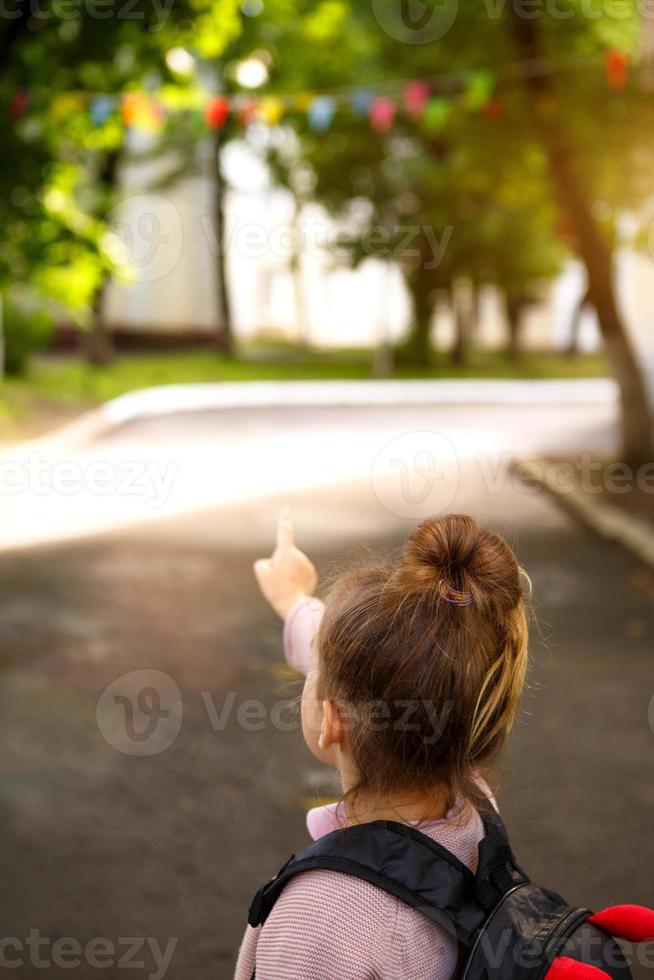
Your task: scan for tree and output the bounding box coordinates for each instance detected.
[261,74,563,368]
[507,10,652,463]
[242,0,653,460]
[0,0,242,359]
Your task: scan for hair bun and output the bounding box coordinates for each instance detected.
[399,513,522,612]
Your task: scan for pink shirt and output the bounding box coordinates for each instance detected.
[235,598,491,980]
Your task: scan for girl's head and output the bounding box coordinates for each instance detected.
[301,513,529,811]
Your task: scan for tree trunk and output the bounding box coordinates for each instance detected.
[451,310,466,368]
[511,16,653,465]
[84,279,114,365]
[404,271,435,366]
[84,149,119,365]
[504,293,526,361]
[290,196,309,349]
[451,280,477,367]
[213,132,234,357]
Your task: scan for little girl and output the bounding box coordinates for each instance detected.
[235,510,529,980]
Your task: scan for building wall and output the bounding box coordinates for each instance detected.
[104,134,221,336]
[104,140,654,377]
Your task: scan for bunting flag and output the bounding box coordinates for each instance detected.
[50,92,85,121]
[258,95,284,125]
[122,92,164,133]
[205,95,230,129]
[293,92,314,112]
[351,89,374,117]
[308,96,336,131]
[403,80,430,117]
[4,48,635,137]
[90,95,116,126]
[464,71,495,110]
[9,90,29,120]
[423,96,451,132]
[605,49,629,90]
[369,96,396,132]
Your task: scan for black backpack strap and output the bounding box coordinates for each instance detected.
[248,820,489,947]
[475,806,529,911]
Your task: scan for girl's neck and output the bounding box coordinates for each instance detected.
[343,784,452,827]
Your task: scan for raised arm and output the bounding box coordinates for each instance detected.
[254,509,323,675]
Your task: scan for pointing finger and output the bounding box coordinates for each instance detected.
[253,558,271,581]
[276,507,294,550]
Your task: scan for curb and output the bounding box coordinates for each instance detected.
[514,458,654,569]
[25,378,616,453]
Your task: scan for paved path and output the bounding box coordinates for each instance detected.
[0,389,617,551]
[0,399,651,979]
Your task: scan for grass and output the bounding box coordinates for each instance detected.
[0,345,610,441]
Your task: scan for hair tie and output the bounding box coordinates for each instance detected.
[438,579,474,606]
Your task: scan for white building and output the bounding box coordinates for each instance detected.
[104,135,654,384]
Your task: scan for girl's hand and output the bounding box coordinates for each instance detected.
[253,509,318,619]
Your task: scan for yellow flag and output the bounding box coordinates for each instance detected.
[259,96,284,126]
[50,92,85,121]
[293,91,314,112]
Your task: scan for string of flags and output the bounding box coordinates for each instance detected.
[7,49,631,136]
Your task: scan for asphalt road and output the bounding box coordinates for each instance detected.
[0,396,617,551]
[0,401,651,979]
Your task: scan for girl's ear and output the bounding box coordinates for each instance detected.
[319,699,346,751]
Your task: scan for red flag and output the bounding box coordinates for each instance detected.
[605,49,629,89]
[9,90,29,120]
[205,96,230,130]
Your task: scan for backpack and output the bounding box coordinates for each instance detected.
[247,807,654,979]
